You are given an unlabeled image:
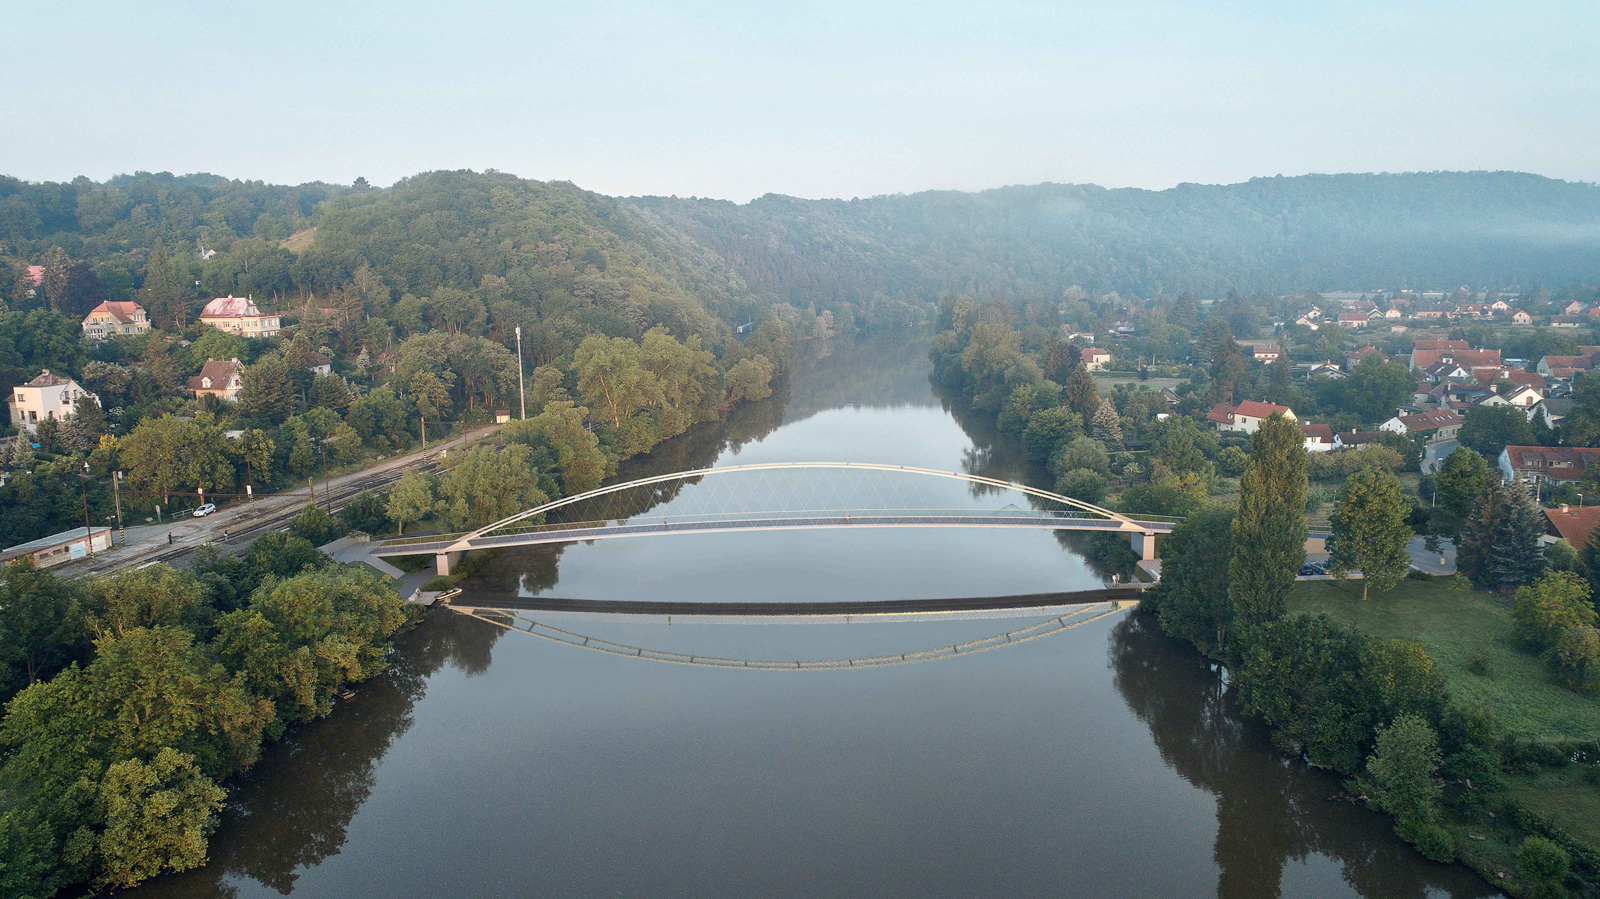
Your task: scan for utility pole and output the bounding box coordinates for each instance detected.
[112,470,125,546]
[515,325,526,419]
[79,462,93,556]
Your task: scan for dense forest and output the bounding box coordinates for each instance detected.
[632,171,1600,305]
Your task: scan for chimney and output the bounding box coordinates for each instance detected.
[1560,504,1570,513]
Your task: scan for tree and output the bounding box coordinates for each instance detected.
[1458,481,1548,592]
[237,429,275,491]
[1053,468,1106,504]
[1458,405,1535,459]
[1561,372,1600,447]
[408,369,454,447]
[1516,836,1571,899]
[1433,447,1490,529]
[1329,466,1413,600]
[214,567,409,729]
[93,749,226,889]
[1321,357,1414,423]
[502,400,607,495]
[386,470,435,536]
[1227,413,1308,639]
[1118,470,1209,518]
[1022,407,1082,461]
[573,335,661,429]
[39,247,70,315]
[1149,505,1235,654]
[1061,364,1099,420]
[434,444,551,531]
[1362,714,1451,862]
[138,241,188,329]
[0,562,89,701]
[724,355,775,405]
[1091,398,1122,447]
[238,357,298,424]
[1510,571,1596,649]
[1553,626,1600,693]
[1148,416,1216,477]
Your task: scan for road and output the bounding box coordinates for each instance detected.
[72,425,499,577]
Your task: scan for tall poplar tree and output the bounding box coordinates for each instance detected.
[1227,413,1307,643]
[1330,466,1413,600]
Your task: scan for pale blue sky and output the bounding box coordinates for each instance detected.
[3,1,1597,200]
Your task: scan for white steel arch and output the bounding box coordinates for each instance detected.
[463,461,1143,544]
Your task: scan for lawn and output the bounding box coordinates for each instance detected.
[1289,577,1600,742]
[1092,372,1187,391]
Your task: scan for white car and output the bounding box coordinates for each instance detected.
[193,503,218,517]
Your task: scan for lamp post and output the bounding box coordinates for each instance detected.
[515,325,526,420]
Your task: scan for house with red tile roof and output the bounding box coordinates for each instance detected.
[1543,505,1600,551]
[81,301,152,341]
[1206,400,1295,434]
[1380,409,1462,440]
[1499,445,1600,486]
[1299,422,1335,452]
[187,358,245,401]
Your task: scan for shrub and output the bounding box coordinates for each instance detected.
[1511,572,1596,650]
[1516,836,1570,898]
[1552,626,1600,693]
[422,575,456,592]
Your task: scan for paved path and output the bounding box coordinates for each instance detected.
[1406,534,1457,575]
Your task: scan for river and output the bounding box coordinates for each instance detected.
[131,332,1496,898]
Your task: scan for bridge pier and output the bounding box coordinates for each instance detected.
[436,551,462,577]
[1130,530,1159,561]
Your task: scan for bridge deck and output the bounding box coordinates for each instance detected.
[371,513,1176,557]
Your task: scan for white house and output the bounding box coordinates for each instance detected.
[1206,400,1296,434]
[200,296,281,338]
[81,301,152,341]
[8,370,97,435]
[1299,422,1335,452]
[1082,347,1112,371]
[1379,409,1463,440]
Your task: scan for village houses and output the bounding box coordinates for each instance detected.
[80,301,152,341]
[8,370,97,434]
[199,296,281,339]
[187,359,246,402]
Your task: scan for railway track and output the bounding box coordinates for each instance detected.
[78,455,445,576]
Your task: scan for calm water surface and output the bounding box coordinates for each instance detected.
[132,334,1496,898]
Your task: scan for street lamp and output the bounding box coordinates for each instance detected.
[515,325,526,420]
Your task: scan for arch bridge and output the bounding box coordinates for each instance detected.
[368,461,1176,575]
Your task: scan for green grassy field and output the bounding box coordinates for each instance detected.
[1289,577,1600,741]
[1291,576,1600,870]
[1091,372,1187,390]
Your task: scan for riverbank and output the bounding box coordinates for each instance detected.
[1291,576,1600,894]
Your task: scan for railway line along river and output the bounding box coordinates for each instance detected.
[129,332,1497,898]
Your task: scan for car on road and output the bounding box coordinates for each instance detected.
[193,503,217,517]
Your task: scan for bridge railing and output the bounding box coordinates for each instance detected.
[472,506,1118,540]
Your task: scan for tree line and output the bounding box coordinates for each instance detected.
[0,511,412,896]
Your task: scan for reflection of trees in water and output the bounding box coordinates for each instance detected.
[778,331,938,420]
[1107,612,1496,899]
[129,614,505,898]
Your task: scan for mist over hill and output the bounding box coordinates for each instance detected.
[628,172,1600,306]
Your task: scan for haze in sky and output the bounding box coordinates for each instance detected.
[4,1,1597,201]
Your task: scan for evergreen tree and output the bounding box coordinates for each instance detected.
[1091,398,1122,447]
[1061,363,1099,420]
[1458,480,1548,592]
[238,358,298,424]
[1227,413,1307,645]
[1329,466,1413,600]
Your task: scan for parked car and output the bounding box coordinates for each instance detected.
[193,503,217,517]
[1298,564,1319,576]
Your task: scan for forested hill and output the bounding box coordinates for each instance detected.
[5,170,1600,330]
[628,172,1600,304]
